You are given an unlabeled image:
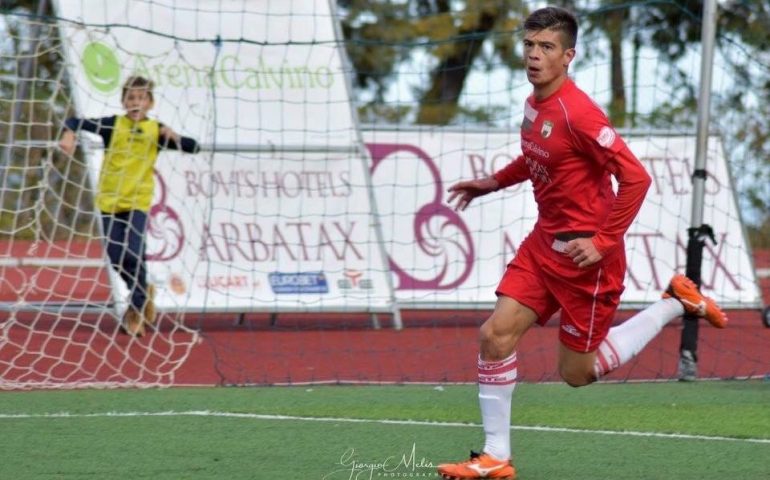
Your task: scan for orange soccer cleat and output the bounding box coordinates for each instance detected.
[663,274,727,328]
[143,283,157,326]
[121,308,146,337]
[437,451,516,480]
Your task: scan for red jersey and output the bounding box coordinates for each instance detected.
[494,78,651,257]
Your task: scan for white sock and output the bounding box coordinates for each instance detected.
[594,298,684,378]
[478,352,517,460]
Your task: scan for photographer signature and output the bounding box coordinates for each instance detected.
[323,443,436,479]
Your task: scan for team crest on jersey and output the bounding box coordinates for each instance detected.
[596,126,616,148]
[541,120,553,138]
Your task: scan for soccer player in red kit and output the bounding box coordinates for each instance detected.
[437,7,727,480]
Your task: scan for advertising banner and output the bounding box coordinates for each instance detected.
[54,0,357,147]
[53,1,759,312]
[364,129,761,308]
[140,149,393,310]
[55,0,394,312]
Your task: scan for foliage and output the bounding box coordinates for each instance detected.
[337,0,770,226]
[0,0,94,240]
[0,1,767,231]
[338,0,528,125]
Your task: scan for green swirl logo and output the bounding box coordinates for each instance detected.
[81,42,121,93]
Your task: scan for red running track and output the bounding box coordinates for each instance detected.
[170,310,770,385]
[1,241,768,386]
[2,310,765,387]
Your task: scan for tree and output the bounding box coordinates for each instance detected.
[338,0,528,125]
[414,1,511,124]
[570,1,769,230]
[0,0,94,239]
[630,0,770,232]
[580,1,630,126]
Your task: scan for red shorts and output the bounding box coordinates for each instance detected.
[496,229,626,353]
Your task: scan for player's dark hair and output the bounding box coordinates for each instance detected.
[524,6,578,49]
[121,75,154,102]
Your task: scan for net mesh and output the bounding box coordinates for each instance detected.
[0,1,766,388]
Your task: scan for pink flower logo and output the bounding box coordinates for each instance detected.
[146,170,184,261]
[367,143,474,290]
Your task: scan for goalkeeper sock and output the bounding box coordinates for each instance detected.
[478,352,517,460]
[594,298,684,378]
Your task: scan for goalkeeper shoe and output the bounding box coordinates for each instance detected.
[437,451,515,480]
[143,284,157,326]
[663,274,727,328]
[122,308,146,337]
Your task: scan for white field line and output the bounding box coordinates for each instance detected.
[1,410,768,445]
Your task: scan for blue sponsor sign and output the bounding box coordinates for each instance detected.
[269,271,329,294]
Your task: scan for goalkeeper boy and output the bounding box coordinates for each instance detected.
[59,75,200,337]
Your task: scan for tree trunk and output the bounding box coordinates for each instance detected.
[416,9,499,125]
[606,9,627,126]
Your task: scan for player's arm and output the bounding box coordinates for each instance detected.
[159,123,200,153]
[592,145,651,256]
[565,146,650,268]
[566,108,651,266]
[493,154,529,189]
[447,155,528,211]
[59,116,114,155]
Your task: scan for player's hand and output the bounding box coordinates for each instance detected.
[160,126,182,145]
[446,177,499,211]
[565,237,603,268]
[58,131,76,156]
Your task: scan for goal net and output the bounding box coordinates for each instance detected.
[1,0,396,388]
[0,1,764,388]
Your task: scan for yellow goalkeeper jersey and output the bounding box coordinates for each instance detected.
[96,115,159,213]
